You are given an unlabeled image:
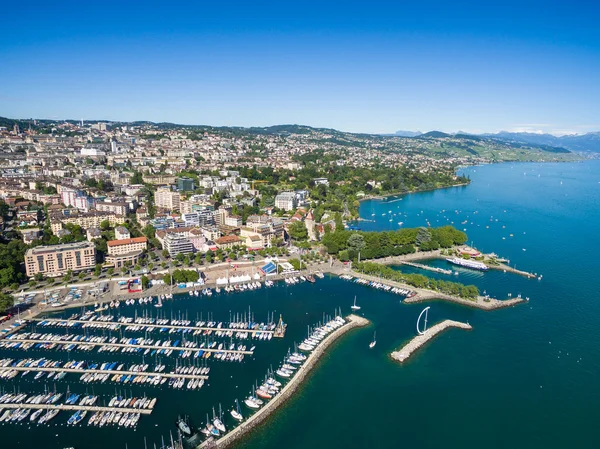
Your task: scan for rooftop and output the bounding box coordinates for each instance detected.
[107,236,148,247]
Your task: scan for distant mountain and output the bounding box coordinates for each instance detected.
[419,131,450,138]
[394,130,422,137]
[482,131,600,153]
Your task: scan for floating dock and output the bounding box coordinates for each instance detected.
[390,319,472,363]
[2,338,254,355]
[31,318,277,336]
[399,261,453,275]
[0,402,153,415]
[1,365,208,380]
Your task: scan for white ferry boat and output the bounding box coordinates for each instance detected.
[446,257,488,271]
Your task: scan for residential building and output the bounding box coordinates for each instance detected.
[215,235,242,250]
[275,192,297,211]
[154,187,180,211]
[24,242,96,277]
[114,226,131,240]
[107,236,147,256]
[225,215,242,227]
[163,233,194,257]
[96,201,127,216]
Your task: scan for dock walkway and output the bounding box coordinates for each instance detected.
[4,338,254,355]
[390,320,472,363]
[2,365,208,380]
[31,318,275,336]
[0,402,153,415]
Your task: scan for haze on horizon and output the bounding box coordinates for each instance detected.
[0,0,598,136]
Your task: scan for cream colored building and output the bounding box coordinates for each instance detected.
[107,237,148,256]
[25,242,96,277]
[154,187,180,211]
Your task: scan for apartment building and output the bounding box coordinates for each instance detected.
[25,242,96,277]
[163,233,194,257]
[96,201,128,216]
[274,192,297,211]
[114,226,131,240]
[105,236,147,268]
[154,187,180,211]
[107,236,148,256]
[50,211,126,233]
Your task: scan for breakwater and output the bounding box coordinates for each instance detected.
[198,314,370,449]
[390,320,472,363]
[347,270,525,310]
[402,290,525,310]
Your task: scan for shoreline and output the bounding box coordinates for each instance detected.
[198,314,369,449]
[390,319,472,363]
[356,182,470,204]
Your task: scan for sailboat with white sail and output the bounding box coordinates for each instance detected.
[351,295,361,311]
[369,331,376,349]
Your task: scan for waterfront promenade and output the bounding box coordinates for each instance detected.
[198,314,369,449]
[390,319,472,363]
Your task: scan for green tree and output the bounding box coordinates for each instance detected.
[131,171,144,184]
[0,292,14,312]
[288,221,308,241]
[347,233,366,255]
[141,275,150,289]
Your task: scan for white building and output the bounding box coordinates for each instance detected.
[114,226,131,240]
[154,187,180,211]
[275,192,297,211]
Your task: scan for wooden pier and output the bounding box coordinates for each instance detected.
[0,402,153,415]
[399,261,453,275]
[4,338,254,355]
[32,318,277,336]
[1,365,208,380]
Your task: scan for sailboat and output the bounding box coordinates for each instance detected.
[230,399,243,421]
[351,296,361,311]
[369,331,376,349]
[154,297,162,308]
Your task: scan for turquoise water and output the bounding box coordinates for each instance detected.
[235,160,600,449]
[3,160,600,448]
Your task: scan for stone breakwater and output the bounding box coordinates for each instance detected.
[402,290,525,310]
[390,320,472,363]
[198,314,370,449]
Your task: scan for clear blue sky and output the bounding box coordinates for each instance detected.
[1,0,598,135]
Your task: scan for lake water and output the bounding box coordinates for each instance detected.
[3,160,600,449]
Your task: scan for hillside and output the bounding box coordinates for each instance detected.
[483,131,600,153]
[0,116,583,162]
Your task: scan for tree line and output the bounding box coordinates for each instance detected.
[354,262,479,299]
[322,225,467,260]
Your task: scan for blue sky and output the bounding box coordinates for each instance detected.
[0,1,598,135]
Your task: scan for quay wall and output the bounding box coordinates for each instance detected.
[198,314,369,449]
[390,320,472,363]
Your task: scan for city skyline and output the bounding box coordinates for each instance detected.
[1,1,598,135]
